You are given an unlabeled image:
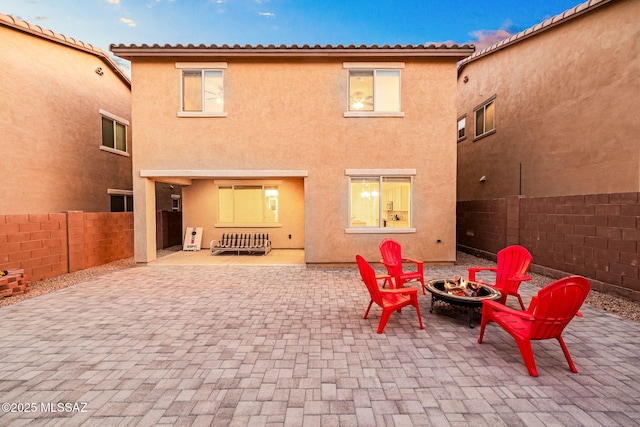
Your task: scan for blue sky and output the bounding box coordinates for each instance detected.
[2,0,584,67]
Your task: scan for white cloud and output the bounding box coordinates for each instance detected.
[258,12,275,18]
[467,21,517,51]
[106,0,120,4]
[468,28,513,50]
[120,18,136,27]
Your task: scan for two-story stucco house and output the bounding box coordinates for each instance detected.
[111,43,473,264]
[0,13,133,214]
[456,0,638,200]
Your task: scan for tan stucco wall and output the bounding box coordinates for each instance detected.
[130,56,460,263]
[457,0,640,200]
[0,26,132,214]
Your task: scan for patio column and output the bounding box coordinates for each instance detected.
[134,177,157,264]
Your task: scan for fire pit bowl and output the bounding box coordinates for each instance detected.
[425,279,501,328]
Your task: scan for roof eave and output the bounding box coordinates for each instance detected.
[110,45,475,61]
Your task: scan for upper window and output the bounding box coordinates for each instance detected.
[348,174,413,231]
[182,70,224,113]
[100,110,128,155]
[457,116,466,142]
[218,184,280,226]
[349,70,401,113]
[176,62,227,117]
[474,97,495,139]
[344,63,404,118]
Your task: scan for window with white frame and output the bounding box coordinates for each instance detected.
[217,184,279,225]
[182,69,224,113]
[457,116,466,141]
[175,62,227,117]
[100,110,128,154]
[108,190,133,212]
[344,63,404,117]
[474,97,495,139]
[348,174,413,230]
[171,194,181,212]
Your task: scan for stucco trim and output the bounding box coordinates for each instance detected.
[214,179,283,185]
[345,228,416,234]
[345,169,416,176]
[344,112,405,118]
[176,112,228,118]
[140,170,309,178]
[175,62,228,69]
[343,62,405,69]
[107,189,133,195]
[99,109,130,125]
[100,146,130,157]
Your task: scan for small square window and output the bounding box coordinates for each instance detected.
[457,116,466,141]
[171,195,181,212]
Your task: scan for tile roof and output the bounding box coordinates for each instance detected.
[458,0,615,71]
[110,43,475,60]
[0,12,130,87]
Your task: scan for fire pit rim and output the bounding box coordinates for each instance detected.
[425,279,501,303]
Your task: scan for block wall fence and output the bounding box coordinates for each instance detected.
[457,193,640,302]
[0,211,134,282]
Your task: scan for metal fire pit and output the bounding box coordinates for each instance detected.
[425,279,502,328]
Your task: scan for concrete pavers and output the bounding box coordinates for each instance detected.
[0,259,639,426]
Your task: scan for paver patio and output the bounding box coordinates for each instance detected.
[0,251,639,426]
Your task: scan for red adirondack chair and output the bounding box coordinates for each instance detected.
[379,238,425,293]
[468,245,532,309]
[356,255,424,334]
[477,275,590,377]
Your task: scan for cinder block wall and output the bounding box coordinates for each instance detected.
[457,199,507,254]
[0,212,134,282]
[83,212,134,269]
[0,213,68,280]
[457,193,640,302]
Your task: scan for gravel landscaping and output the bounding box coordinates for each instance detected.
[1,250,638,323]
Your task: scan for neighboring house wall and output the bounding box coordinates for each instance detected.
[112,45,473,264]
[456,0,639,201]
[0,14,132,214]
[155,182,182,213]
[455,0,640,301]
